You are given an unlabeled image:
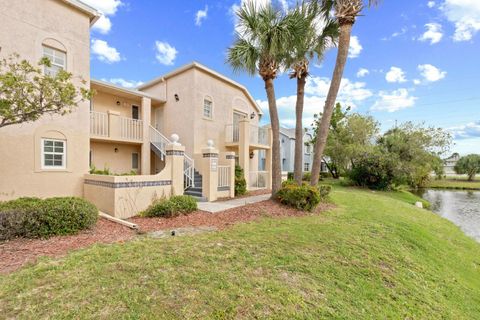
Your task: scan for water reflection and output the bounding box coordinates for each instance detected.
[415,189,480,242]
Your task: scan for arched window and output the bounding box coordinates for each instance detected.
[42,38,67,76]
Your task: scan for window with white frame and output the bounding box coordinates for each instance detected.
[42,46,66,76]
[304,162,310,172]
[42,139,66,169]
[305,143,311,154]
[203,98,213,119]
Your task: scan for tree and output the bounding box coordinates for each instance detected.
[310,0,379,186]
[455,154,480,181]
[0,54,91,128]
[288,1,339,185]
[227,1,308,194]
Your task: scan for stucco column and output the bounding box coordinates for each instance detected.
[108,110,121,140]
[141,97,151,175]
[239,118,250,188]
[201,140,219,202]
[265,127,273,189]
[165,135,185,196]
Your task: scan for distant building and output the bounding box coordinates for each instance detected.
[443,153,460,175]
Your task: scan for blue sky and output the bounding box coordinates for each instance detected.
[85,0,480,155]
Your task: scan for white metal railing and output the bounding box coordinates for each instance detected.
[218,165,231,188]
[149,126,194,190]
[250,124,269,146]
[225,124,240,143]
[249,171,268,189]
[90,111,108,137]
[184,154,195,190]
[149,126,170,160]
[121,117,143,141]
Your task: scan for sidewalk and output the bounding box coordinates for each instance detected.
[197,194,271,213]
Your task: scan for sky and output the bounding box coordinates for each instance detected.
[85,0,480,156]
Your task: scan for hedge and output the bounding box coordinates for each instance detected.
[141,195,198,218]
[276,181,331,211]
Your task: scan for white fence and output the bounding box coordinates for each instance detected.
[218,166,231,188]
[249,171,268,189]
[121,117,143,141]
[90,111,108,137]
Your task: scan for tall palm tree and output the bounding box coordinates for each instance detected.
[310,0,379,186]
[227,1,308,195]
[288,1,339,185]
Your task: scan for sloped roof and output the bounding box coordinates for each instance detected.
[60,0,100,25]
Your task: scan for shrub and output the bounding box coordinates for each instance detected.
[276,182,321,211]
[0,197,98,241]
[142,195,198,218]
[348,153,396,190]
[287,172,294,180]
[318,185,332,199]
[302,172,311,181]
[234,165,247,196]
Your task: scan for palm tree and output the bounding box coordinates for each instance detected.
[227,1,308,195]
[310,0,379,186]
[288,1,339,185]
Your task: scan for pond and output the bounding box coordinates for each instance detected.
[414,189,480,242]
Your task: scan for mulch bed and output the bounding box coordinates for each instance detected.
[0,200,333,275]
[215,189,272,201]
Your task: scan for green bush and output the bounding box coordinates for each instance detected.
[234,165,247,196]
[287,172,294,180]
[0,197,98,241]
[276,182,321,211]
[318,185,332,199]
[142,195,198,218]
[302,172,311,181]
[348,153,396,190]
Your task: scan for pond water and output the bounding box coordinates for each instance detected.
[414,189,480,242]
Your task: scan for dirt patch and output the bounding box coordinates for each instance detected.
[0,200,333,274]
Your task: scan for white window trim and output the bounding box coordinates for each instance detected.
[304,162,310,172]
[203,98,213,120]
[42,45,66,75]
[41,138,67,170]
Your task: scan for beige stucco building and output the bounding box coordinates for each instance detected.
[0,0,271,218]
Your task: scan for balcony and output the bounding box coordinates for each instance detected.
[225,122,270,150]
[90,111,143,143]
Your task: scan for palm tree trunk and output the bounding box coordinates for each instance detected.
[310,22,353,186]
[293,75,306,185]
[264,78,282,195]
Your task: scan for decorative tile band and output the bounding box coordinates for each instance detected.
[203,153,219,158]
[166,150,184,156]
[85,179,172,189]
[226,155,236,159]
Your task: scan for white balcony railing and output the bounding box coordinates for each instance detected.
[249,171,268,189]
[90,111,108,137]
[218,165,231,188]
[121,117,143,141]
[225,124,240,143]
[250,125,269,146]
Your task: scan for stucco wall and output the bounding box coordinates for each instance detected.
[0,0,91,200]
[91,90,143,119]
[90,141,141,174]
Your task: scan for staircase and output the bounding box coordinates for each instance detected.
[184,170,207,202]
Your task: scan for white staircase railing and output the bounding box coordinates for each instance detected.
[149,125,194,189]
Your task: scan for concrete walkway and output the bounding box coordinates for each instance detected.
[197,194,271,213]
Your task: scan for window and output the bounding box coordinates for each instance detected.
[42,46,66,76]
[203,99,213,119]
[42,139,66,169]
[305,143,311,154]
[132,153,139,170]
[132,106,139,120]
[304,162,310,172]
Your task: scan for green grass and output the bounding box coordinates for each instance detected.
[427,177,480,190]
[1,187,480,319]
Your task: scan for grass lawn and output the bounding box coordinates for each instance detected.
[427,177,480,190]
[1,187,480,319]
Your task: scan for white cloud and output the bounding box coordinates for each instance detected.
[106,78,144,89]
[385,67,407,83]
[418,64,447,82]
[413,79,422,85]
[419,23,444,44]
[428,1,436,8]
[356,68,370,78]
[449,121,480,139]
[82,0,123,34]
[372,89,418,112]
[91,39,121,63]
[155,41,178,66]
[348,36,362,58]
[441,0,480,41]
[195,5,208,26]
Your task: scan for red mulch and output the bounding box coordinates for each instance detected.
[0,200,333,274]
[0,219,136,274]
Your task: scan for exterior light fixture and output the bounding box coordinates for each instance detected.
[116,100,121,106]
[174,94,179,102]
[250,112,255,119]
[249,151,254,159]
[114,148,119,153]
